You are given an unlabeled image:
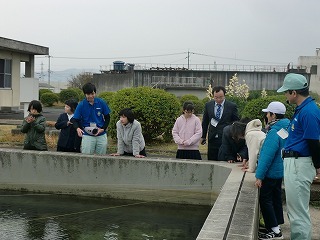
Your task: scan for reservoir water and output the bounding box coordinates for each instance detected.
[0,191,210,240]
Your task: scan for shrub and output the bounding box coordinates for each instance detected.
[202,97,210,105]
[71,87,85,100]
[247,90,281,101]
[225,96,248,118]
[241,96,295,125]
[98,92,115,105]
[59,88,80,103]
[39,89,53,100]
[40,92,59,107]
[179,94,204,114]
[109,87,181,142]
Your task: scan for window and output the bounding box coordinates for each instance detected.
[0,59,12,88]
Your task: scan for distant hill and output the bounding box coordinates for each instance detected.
[39,68,100,83]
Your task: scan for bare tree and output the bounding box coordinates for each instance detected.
[67,72,93,89]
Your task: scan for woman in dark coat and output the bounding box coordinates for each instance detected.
[55,99,81,152]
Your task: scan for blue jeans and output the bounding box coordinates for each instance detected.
[81,134,107,155]
[284,157,316,240]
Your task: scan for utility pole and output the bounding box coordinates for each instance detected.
[47,55,51,85]
[40,62,44,81]
[187,50,190,69]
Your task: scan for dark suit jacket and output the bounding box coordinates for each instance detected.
[202,100,239,142]
[55,113,82,152]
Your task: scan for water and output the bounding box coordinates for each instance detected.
[0,191,210,240]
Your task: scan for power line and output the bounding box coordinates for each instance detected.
[35,51,289,68]
[35,52,186,60]
[191,52,287,65]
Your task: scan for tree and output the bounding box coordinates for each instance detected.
[67,72,93,89]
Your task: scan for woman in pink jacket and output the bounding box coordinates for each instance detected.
[172,101,202,160]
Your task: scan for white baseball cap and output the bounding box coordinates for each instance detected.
[262,101,286,114]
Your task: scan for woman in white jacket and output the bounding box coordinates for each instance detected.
[110,108,146,158]
[243,119,266,172]
[172,101,202,160]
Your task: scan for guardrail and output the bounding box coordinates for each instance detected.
[100,63,302,72]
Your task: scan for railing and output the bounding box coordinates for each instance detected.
[100,63,301,72]
[151,76,206,88]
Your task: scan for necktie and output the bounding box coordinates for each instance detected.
[216,104,221,119]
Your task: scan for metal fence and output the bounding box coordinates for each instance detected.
[100,63,297,72]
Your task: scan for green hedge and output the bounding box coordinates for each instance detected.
[59,88,80,103]
[40,92,59,107]
[39,89,53,100]
[98,92,115,105]
[108,87,181,142]
[241,96,295,124]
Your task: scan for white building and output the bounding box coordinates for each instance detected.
[298,48,320,95]
[0,37,49,111]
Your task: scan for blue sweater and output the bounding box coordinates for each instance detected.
[255,118,290,180]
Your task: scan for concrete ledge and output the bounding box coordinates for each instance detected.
[0,148,259,239]
[0,148,229,205]
[197,166,258,240]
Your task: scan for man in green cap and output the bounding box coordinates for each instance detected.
[277,73,320,240]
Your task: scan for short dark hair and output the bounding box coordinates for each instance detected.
[183,101,194,112]
[65,99,78,113]
[288,88,309,97]
[212,86,226,95]
[82,83,96,94]
[27,100,42,113]
[119,108,135,123]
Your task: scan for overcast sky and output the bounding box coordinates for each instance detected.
[2,0,319,73]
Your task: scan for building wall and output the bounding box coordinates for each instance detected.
[0,50,36,110]
[92,72,134,94]
[92,70,297,99]
[298,55,320,95]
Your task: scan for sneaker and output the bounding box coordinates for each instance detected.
[258,230,283,239]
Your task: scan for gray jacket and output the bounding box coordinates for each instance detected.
[116,119,145,156]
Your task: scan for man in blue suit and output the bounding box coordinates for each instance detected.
[201,86,239,160]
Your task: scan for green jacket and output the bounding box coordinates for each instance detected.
[21,114,48,151]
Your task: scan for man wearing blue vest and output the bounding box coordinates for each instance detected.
[277,73,320,240]
[72,82,111,155]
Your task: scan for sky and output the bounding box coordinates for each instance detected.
[1,0,320,75]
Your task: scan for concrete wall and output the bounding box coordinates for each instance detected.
[92,70,305,99]
[92,72,134,94]
[0,149,229,205]
[299,55,320,95]
[0,148,259,239]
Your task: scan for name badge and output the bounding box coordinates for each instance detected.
[277,128,289,139]
[210,118,218,127]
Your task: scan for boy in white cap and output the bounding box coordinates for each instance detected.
[255,101,290,240]
[277,73,320,240]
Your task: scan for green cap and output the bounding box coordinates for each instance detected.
[277,73,308,92]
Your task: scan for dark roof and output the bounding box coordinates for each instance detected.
[0,37,49,55]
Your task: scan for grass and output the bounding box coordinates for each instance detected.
[0,124,208,157]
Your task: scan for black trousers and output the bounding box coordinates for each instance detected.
[259,177,284,229]
[207,138,221,160]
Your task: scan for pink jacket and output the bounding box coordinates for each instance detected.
[172,114,202,150]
